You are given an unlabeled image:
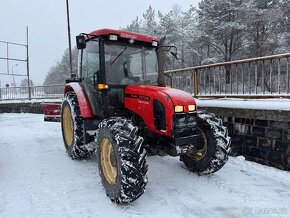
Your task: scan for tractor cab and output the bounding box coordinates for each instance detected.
[76,29,165,117]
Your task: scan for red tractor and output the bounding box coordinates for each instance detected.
[45,29,230,204]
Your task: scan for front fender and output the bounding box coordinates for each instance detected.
[64,82,93,118]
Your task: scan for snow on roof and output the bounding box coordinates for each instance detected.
[0,99,62,104]
[196,98,290,111]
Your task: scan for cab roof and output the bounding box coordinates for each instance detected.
[88,28,160,43]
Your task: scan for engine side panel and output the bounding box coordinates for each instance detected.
[124,85,196,137]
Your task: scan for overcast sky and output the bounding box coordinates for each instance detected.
[0,0,200,86]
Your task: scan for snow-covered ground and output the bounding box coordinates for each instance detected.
[0,113,290,218]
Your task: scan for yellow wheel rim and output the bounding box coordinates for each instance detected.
[100,138,117,185]
[188,127,208,161]
[63,105,74,146]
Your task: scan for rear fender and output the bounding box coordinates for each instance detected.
[64,82,93,118]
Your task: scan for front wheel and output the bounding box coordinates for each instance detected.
[61,92,95,159]
[180,110,231,175]
[96,117,148,204]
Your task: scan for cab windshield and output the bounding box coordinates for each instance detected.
[104,42,158,85]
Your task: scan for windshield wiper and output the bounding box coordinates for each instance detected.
[110,46,128,65]
[144,80,157,85]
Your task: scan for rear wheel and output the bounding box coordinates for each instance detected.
[180,110,231,175]
[61,92,95,159]
[96,117,148,204]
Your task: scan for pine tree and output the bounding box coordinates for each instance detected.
[142,6,158,36]
[197,0,245,63]
[197,0,246,83]
[244,0,284,57]
[123,17,142,33]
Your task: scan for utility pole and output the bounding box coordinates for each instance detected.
[26,26,31,100]
[66,0,74,79]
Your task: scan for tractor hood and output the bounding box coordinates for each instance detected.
[124,85,196,137]
[161,87,196,106]
[125,85,196,107]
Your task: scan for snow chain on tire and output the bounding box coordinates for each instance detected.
[96,117,148,204]
[61,92,95,159]
[180,110,231,175]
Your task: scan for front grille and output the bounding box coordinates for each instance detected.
[173,113,197,137]
[153,99,166,130]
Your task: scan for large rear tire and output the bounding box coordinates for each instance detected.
[96,117,148,204]
[61,92,95,159]
[180,110,231,175]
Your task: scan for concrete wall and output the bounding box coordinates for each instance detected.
[201,107,290,171]
[0,102,43,114]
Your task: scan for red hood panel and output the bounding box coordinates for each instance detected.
[161,88,196,106]
[124,85,196,136]
[125,85,196,106]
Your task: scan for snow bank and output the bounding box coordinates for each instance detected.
[0,99,62,104]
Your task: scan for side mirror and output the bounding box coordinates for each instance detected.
[76,35,86,49]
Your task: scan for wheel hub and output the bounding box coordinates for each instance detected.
[187,127,208,160]
[100,138,117,185]
[110,152,117,167]
[63,105,74,146]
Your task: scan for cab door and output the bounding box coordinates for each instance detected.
[79,39,105,118]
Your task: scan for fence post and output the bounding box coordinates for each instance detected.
[193,69,198,98]
[28,86,32,100]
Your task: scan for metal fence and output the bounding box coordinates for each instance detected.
[0,84,64,100]
[2,53,290,100]
[165,53,290,98]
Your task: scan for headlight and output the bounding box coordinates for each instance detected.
[188,105,196,111]
[175,106,183,113]
[152,41,158,46]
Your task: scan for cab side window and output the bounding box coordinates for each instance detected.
[82,40,99,83]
